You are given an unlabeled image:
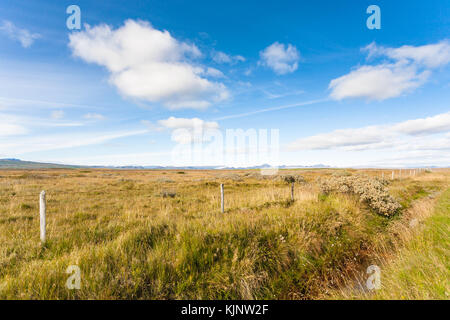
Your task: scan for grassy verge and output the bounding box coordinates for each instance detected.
[367,188,449,299]
[331,187,449,300]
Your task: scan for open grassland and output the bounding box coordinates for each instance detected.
[0,168,448,299]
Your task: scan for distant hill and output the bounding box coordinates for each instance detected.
[0,159,332,170]
[0,159,79,169]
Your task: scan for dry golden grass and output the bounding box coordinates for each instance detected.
[0,168,448,299]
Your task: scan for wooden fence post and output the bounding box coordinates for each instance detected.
[291,182,294,201]
[40,190,46,243]
[391,171,394,180]
[220,184,224,213]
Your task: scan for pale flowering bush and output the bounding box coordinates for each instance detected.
[319,175,401,216]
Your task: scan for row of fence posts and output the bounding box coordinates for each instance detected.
[38,183,296,243]
[38,168,433,243]
[388,168,430,180]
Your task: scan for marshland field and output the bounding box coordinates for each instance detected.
[0,168,448,299]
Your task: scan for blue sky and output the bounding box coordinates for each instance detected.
[0,0,449,167]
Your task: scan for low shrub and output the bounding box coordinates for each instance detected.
[275,174,305,184]
[160,190,177,198]
[219,173,242,181]
[157,177,175,183]
[20,203,33,210]
[319,175,401,216]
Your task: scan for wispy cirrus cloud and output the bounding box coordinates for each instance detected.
[329,40,450,101]
[367,148,450,167]
[0,111,87,141]
[0,129,149,155]
[0,113,28,137]
[211,50,245,64]
[213,98,328,121]
[51,110,64,119]
[84,113,105,120]
[0,123,28,137]
[158,116,219,130]
[158,116,219,144]
[0,20,41,48]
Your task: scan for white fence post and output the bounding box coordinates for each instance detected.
[220,184,224,213]
[40,190,46,243]
[391,171,394,180]
[291,182,294,201]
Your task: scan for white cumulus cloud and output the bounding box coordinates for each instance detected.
[69,20,229,109]
[365,40,450,68]
[288,111,450,151]
[329,64,429,101]
[259,42,300,75]
[329,40,450,101]
[392,112,450,136]
[329,41,450,101]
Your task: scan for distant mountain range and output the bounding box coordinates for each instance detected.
[0,158,331,170]
[1,158,446,170]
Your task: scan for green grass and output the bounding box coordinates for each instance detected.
[367,188,450,299]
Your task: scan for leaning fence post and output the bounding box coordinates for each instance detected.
[220,184,224,213]
[291,182,294,201]
[40,190,46,243]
